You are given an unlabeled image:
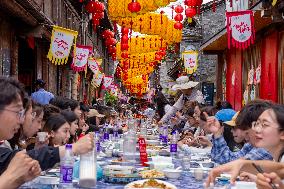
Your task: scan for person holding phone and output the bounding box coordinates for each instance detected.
[208,100,273,164]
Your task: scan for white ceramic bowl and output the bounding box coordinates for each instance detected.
[234,181,257,189]
[163,169,182,179]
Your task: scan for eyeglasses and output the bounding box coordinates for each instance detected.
[2,109,25,120]
[251,120,278,132]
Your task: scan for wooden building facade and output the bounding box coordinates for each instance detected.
[0,0,113,103]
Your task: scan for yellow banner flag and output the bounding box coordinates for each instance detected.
[47,25,78,65]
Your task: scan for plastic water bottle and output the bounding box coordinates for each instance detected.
[60,144,74,188]
[103,125,109,141]
[95,132,101,153]
[113,124,119,141]
[123,129,137,163]
[170,131,178,157]
[162,126,168,146]
[79,147,97,188]
[140,119,147,138]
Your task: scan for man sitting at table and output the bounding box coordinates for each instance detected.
[0,77,41,188]
[207,100,273,164]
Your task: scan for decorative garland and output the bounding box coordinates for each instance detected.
[108,0,177,19]
[116,35,167,58]
[115,13,182,44]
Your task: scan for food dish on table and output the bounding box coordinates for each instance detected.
[139,169,165,179]
[125,179,177,189]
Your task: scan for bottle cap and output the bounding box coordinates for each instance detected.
[66,144,72,149]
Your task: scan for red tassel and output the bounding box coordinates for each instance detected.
[230,0,233,7]
[150,16,152,29]
[212,0,216,12]
[172,6,174,19]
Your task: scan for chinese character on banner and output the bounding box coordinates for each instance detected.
[71,45,92,72]
[47,26,78,65]
[91,72,104,88]
[88,58,101,77]
[254,64,261,84]
[102,76,113,89]
[226,10,255,49]
[182,51,198,74]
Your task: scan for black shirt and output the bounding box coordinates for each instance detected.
[0,146,60,175]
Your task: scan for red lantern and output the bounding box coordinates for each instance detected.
[105,38,117,46]
[121,27,129,35]
[155,54,162,61]
[85,1,97,13]
[184,0,198,7]
[174,5,184,13]
[121,52,129,59]
[102,30,114,39]
[121,35,129,44]
[159,50,166,57]
[92,12,104,20]
[108,46,116,54]
[185,8,197,18]
[121,43,129,51]
[174,14,183,22]
[174,22,183,30]
[116,67,122,78]
[93,1,105,13]
[128,0,141,13]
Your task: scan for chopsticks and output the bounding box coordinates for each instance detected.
[252,163,278,189]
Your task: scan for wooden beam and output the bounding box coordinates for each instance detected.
[0,0,38,26]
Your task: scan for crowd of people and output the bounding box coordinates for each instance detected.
[0,74,284,189]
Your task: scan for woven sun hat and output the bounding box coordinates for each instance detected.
[87,109,105,118]
[172,76,199,91]
[224,111,240,127]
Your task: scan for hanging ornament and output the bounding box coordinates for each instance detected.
[105,38,117,46]
[175,5,184,13]
[102,30,115,39]
[185,8,197,18]
[85,0,97,13]
[128,0,141,13]
[226,10,255,49]
[174,22,183,30]
[174,14,183,22]
[212,0,216,12]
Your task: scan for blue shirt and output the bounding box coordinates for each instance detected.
[31,88,54,105]
[211,136,273,164]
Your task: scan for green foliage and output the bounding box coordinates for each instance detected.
[104,91,118,105]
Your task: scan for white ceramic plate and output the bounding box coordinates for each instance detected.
[124,179,177,189]
[231,181,257,189]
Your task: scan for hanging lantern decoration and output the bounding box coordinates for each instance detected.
[175,5,184,13]
[174,22,183,30]
[116,66,122,79]
[174,5,184,30]
[185,7,197,23]
[128,0,141,13]
[102,29,117,60]
[86,0,105,31]
[120,26,129,63]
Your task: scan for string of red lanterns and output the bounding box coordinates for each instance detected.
[85,0,105,30]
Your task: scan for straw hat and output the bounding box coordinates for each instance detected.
[172,76,199,91]
[87,109,105,118]
[224,111,240,127]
